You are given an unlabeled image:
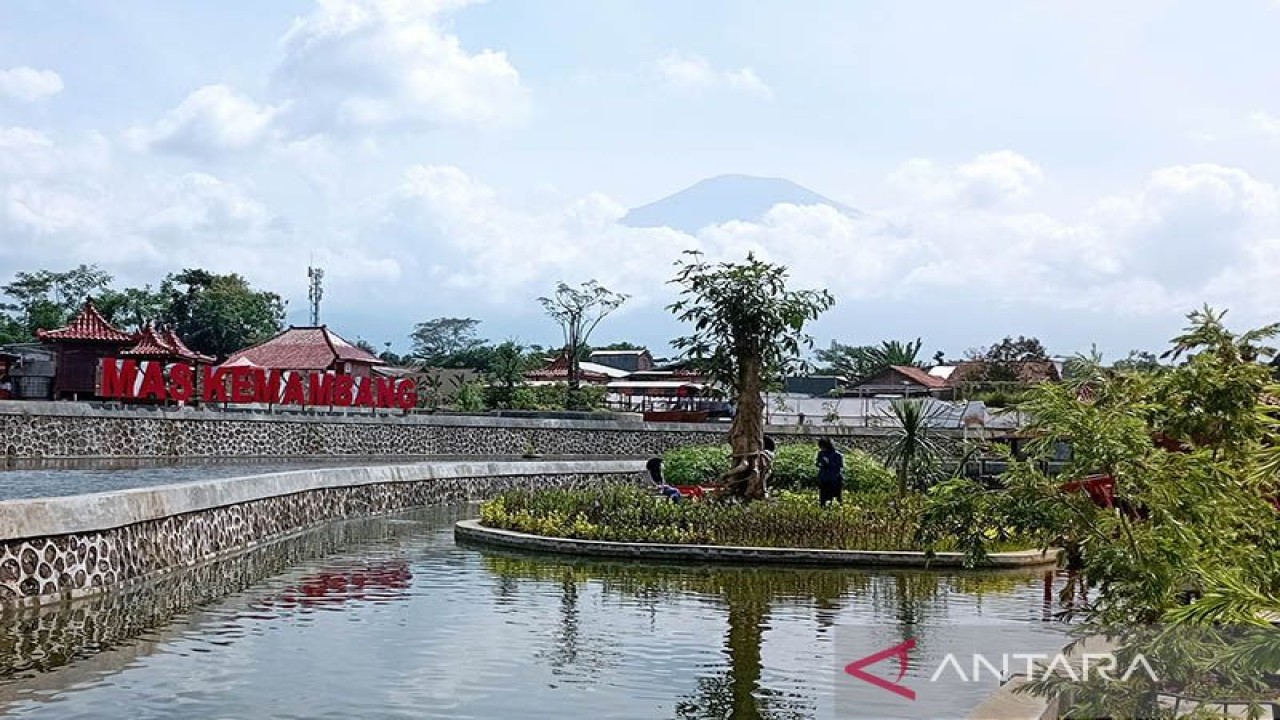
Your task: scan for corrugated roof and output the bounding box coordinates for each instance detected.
[36,299,135,343]
[221,326,383,371]
[526,354,622,380]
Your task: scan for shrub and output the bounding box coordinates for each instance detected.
[479,485,1033,553]
[661,442,895,493]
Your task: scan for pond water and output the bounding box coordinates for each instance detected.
[0,506,1067,719]
[0,460,411,501]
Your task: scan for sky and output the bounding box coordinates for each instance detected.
[3,0,1280,361]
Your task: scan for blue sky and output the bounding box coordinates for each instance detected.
[3,0,1280,361]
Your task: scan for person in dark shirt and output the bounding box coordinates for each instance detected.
[645,457,683,502]
[816,438,844,507]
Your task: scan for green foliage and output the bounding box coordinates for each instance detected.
[963,335,1050,382]
[0,264,113,338]
[667,252,834,398]
[159,269,285,358]
[815,338,924,381]
[538,280,628,409]
[479,484,1015,552]
[483,340,531,408]
[667,251,834,470]
[881,399,945,496]
[453,379,488,412]
[918,306,1280,710]
[97,285,167,332]
[509,383,606,411]
[409,317,493,370]
[661,442,895,493]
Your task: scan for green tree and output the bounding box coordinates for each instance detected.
[668,252,834,500]
[485,340,530,408]
[409,317,487,367]
[963,335,1050,382]
[158,269,286,358]
[538,280,628,410]
[920,307,1280,714]
[815,338,924,380]
[1111,349,1161,373]
[882,398,945,497]
[97,285,167,332]
[1,264,113,337]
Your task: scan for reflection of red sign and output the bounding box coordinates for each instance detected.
[263,560,414,608]
[99,358,417,409]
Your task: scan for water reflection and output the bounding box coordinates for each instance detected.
[0,510,1065,720]
[482,553,1059,720]
[0,513,428,679]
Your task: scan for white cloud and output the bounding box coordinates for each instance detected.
[653,52,773,100]
[125,84,282,156]
[1251,110,1280,136]
[0,67,64,104]
[272,0,528,132]
[889,150,1044,208]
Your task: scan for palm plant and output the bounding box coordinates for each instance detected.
[882,398,945,497]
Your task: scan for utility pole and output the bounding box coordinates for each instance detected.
[307,265,324,326]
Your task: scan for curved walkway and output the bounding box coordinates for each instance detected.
[455,520,1061,569]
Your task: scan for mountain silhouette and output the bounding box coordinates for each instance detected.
[622,174,860,233]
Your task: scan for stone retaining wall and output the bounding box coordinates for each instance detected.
[0,400,953,461]
[0,459,646,609]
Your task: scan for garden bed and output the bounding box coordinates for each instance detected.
[471,485,1054,567]
[455,520,1059,568]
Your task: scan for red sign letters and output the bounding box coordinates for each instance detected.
[99,358,417,409]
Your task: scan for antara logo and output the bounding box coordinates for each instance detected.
[843,638,1160,701]
[844,638,917,700]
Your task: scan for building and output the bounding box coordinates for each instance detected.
[121,324,216,364]
[839,365,950,398]
[36,299,137,399]
[221,326,384,377]
[587,349,654,373]
[941,360,1063,386]
[783,375,842,396]
[525,353,629,385]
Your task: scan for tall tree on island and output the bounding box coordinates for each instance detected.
[538,280,628,410]
[667,252,834,500]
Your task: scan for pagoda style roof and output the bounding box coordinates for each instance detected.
[161,327,215,363]
[221,326,383,371]
[36,299,135,344]
[120,324,216,363]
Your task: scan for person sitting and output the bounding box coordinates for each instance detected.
[645,457,683,502]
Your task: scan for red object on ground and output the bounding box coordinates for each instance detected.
[672,485,709,500]
[1060,474,1116,508]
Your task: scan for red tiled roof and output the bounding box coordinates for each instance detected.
[121,324,177,357]
[121,325,216,363]
[162,328,215,363]
[221,326,383,371]
[36,299,135,343]
[889,365,948,389]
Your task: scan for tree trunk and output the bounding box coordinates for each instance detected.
[722,354,767,500]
